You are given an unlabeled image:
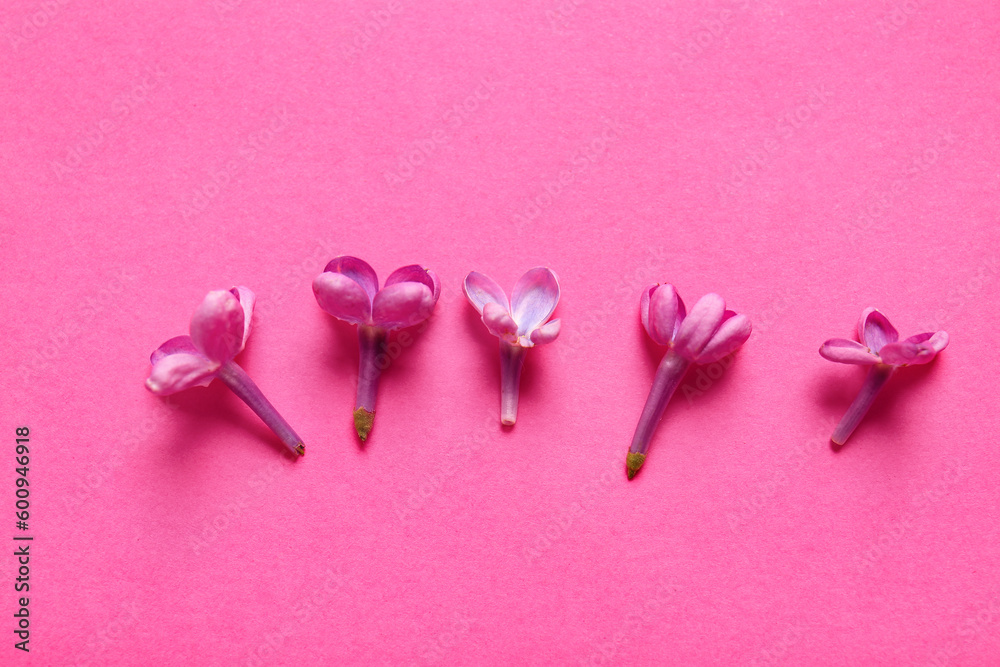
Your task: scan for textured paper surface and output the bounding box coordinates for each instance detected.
[2,1,999,664]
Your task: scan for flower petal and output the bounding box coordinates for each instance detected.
[877,342,921,366]
[323,256,379,301]
[673,293,726,360]
[858,307,899,353]
[483,302,519,343]
[385,265,441,303]
[372,282,435,330]
[879,331,948,366]
[819,338,879,365]
[529,318,561,345]
[674,293,687,336]
[464,271,509,314]
[647,284,682,345]
[145,352,219,395]
[639,284,658,338]
[908,330,950,353]
[697,312,751,363]
[511,267,560,334]
[229,285,255,350]
[313,271,373,325]
[190,289,246,363]
[150,335,200,365]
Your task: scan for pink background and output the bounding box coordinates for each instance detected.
[2,0,999,664]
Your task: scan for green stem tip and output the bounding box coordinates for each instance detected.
[626,452,646,480]
[354,407,374,442]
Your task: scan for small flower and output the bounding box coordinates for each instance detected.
[820,307,948,446]
[313,256,440,441]
[627,284,752,479]
[146,286,305,457]
[464,268,561,426]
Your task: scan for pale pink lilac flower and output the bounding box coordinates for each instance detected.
[313,256,440,441]
[146,286,305,457]
[820,307,948,446]
[464,268,561,426]
[627,284,752,479]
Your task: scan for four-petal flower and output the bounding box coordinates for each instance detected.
[146,286,305,456]
[627,284,752,479]
[820,307,949,368]
[313,256,440,441]
[640,284,752,364]
[464,268,561,425]
[820,307,948,446]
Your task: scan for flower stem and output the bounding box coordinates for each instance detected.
[354,325,386,441]
[627,349,691,479]
[499,342,527,426]
[831,363,894,446]
[217,361,305,456]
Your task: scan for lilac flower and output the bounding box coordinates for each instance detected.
[313,256,440,441]
[146,286,305,457]
[627,284,752,479]
[464,268,561,426]
[820,307,948,446]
